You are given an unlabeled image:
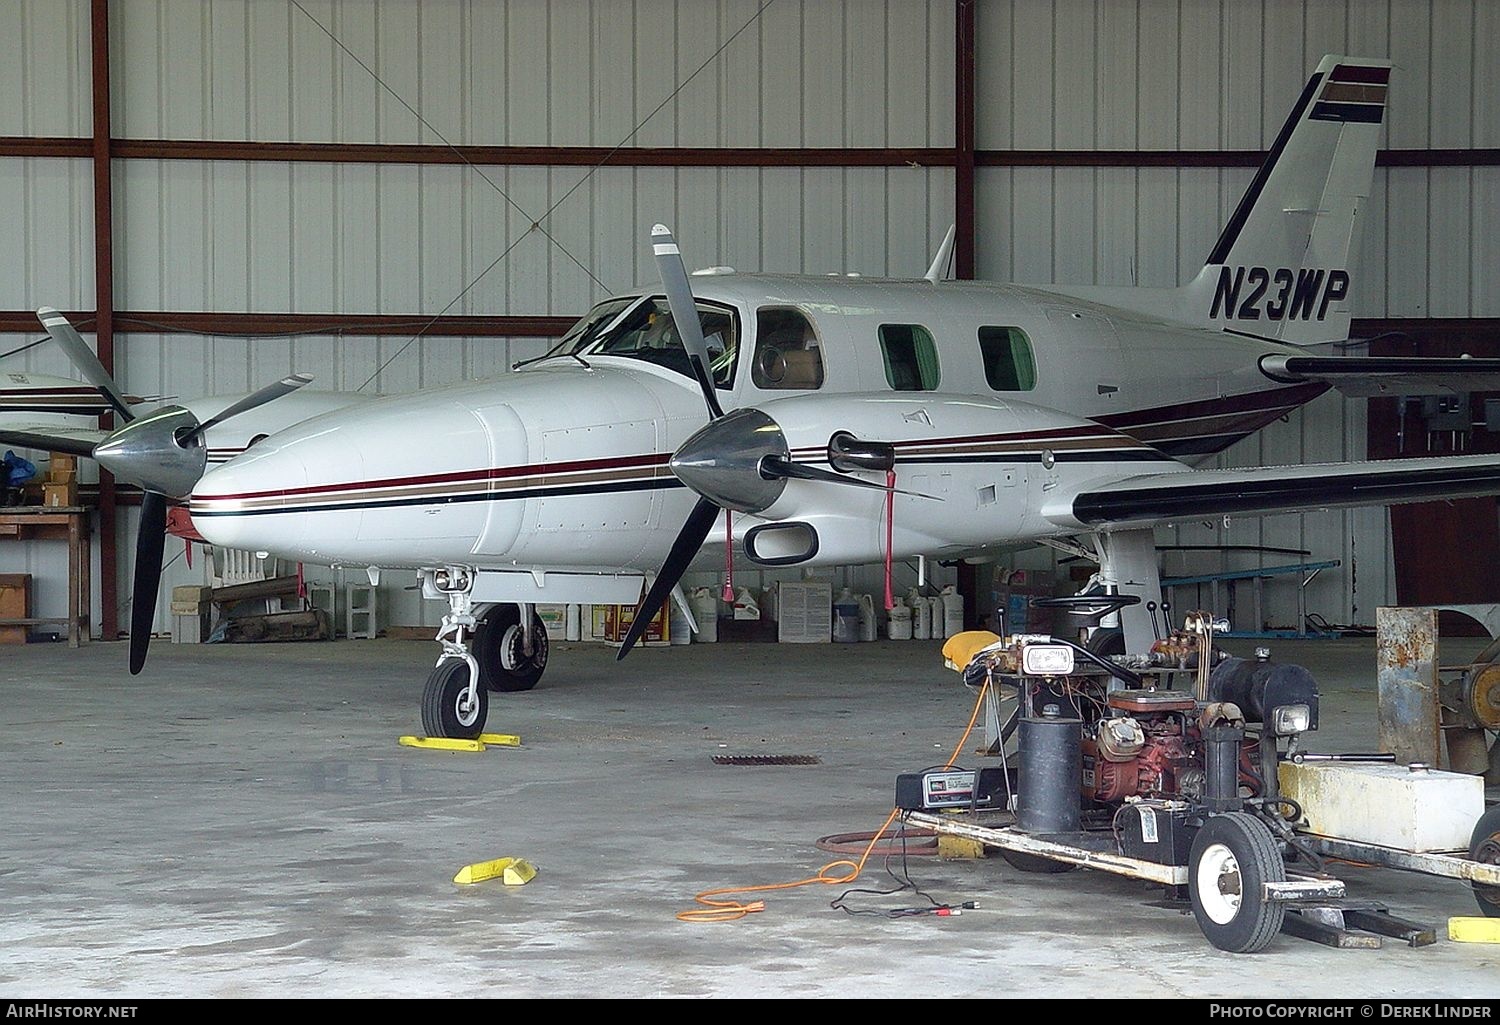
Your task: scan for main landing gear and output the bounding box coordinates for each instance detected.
[422,569,550,739]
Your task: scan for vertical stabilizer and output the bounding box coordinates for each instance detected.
[1184,55,1389,345]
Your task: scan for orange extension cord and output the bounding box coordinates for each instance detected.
[677,678,991,923]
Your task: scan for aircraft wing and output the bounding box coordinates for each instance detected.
[0,425,105,457]
[1260,354,1500,397]
[1042,453,1500,531]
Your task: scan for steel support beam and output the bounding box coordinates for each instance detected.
[90,0,117,642]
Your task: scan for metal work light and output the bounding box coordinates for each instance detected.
[1272,703,1312,736]
[1020,644,1074,677]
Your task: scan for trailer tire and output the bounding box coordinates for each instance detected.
[1188,812,1286,953]
[1468,804,1500,918]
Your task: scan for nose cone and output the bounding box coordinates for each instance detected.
[189,432,316,553]
[669,407,788,514]
[93,405,207,497]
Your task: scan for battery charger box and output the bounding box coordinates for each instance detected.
[896,767,1009,811]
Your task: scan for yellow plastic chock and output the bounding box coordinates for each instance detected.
[398,735,486,753]
[453,857,538,886]
[477,732,521,747]
[1448,917,1500,943]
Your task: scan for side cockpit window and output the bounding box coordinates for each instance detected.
[752,308,824,390]
[979,326,1037,391]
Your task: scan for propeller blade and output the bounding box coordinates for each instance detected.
[129,491,169,675]
[760,455,940,500]
[180,373,314,442]
[37,307,136,423]
[617,496,721,660]
[650,224,725,420]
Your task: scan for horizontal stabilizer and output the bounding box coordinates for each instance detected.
[1043,454,1500,530]
[1261,354,1500,397]
[0,426,104,457]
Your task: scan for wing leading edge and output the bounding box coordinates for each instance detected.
[1042,454,1500,531]
[1259,354,1500,397]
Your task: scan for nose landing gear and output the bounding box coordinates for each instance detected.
[424,583,487,739]
[420,568,553,738]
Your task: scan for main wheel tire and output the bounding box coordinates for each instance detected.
[421,659,488,739]
[474,605,549,693]
[1188,812,1286,953]
[1000,850,1077,874]
[1468,804,1500,917]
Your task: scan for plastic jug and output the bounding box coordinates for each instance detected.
[565,603,582,641]
[732,587,760,620]
[887,598,912,640]
[761,583,779,622]
[669,601,693,645]
[691,587,719,643]
[926,596,945,640]
[857,593,877,642]
[908,587,931,640]
[833,587,860,643]
[940,585,965,639]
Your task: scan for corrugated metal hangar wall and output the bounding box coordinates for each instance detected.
[0,0,1494,640]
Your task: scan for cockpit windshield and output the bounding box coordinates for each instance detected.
[576,296,740,387]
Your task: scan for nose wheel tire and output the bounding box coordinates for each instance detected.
[474,606,549,693]
[1188,812,1286,953]
[1468,804,1500,917]
[421,659,488,739]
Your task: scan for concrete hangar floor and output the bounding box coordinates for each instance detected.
[0,634,1494,999]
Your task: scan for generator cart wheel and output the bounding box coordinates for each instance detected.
[1468,804,1500,917]
[474,605,548,693]
[1188,812,1286,953]
[421,659,488,740]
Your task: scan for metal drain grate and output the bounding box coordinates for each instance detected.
[711,754,822,766]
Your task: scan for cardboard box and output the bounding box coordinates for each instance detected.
[600,603,669,646]
[172,609,210,644]
[43,481,78,507]
[0,573,30,645]
[536,603,568,640]
[776,580,832,643]
[47,453,77,483]
[172,585,214,603]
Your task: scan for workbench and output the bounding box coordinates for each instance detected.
[0,506,91,646]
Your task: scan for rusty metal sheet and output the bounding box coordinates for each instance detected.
[1376,607,1442,766]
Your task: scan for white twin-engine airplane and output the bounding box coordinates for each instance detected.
[10,55,1500,740]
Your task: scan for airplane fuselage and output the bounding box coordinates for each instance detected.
[188,275,1324,601]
